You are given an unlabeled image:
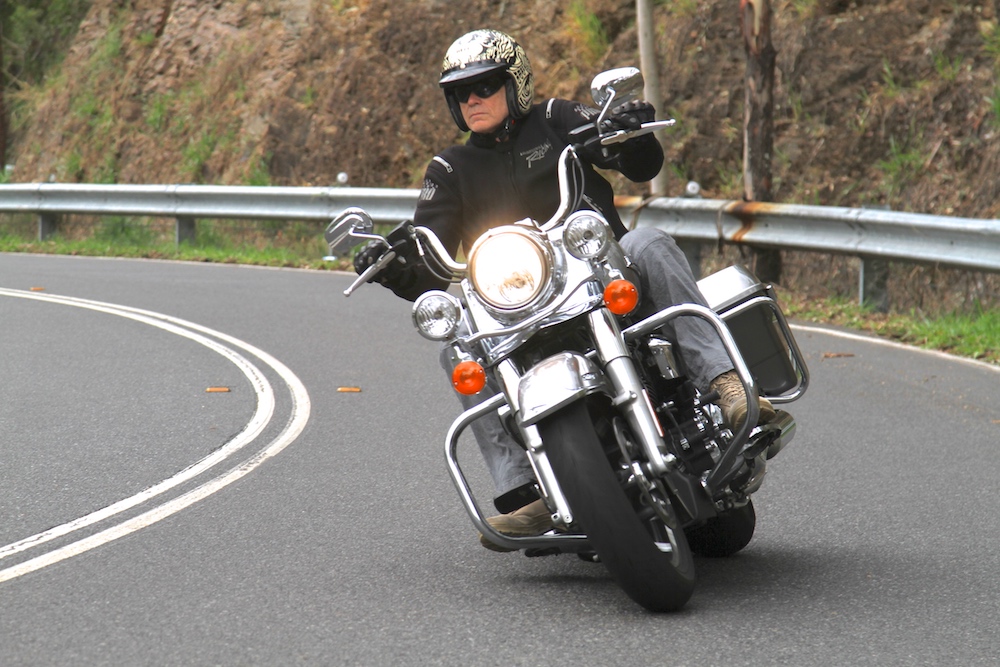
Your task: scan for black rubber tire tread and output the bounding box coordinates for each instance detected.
[684,500,757,558]
[538,400,696,612]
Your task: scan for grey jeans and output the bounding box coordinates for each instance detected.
[441,227,734,500]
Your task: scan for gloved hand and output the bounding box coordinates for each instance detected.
[608,100,656,131]
[353,241,387,277]
[352,222,417,288]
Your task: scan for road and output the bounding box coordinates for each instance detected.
[1,253,998,666]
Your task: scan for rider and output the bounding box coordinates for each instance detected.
[355,29,774,550]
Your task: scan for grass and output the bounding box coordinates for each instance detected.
[880,59,903,99]
[876,136,924,202]
[0,218,338,270]
[781,292,1000,365]
[567,0,609,65]
[933,52,964,82]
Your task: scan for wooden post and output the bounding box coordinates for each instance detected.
[0,17,7,169]
[637,0,669,197]
[739,0,781,284]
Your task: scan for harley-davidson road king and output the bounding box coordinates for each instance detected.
[323,67,809,611]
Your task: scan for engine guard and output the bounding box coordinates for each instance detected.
[444,391,593,553]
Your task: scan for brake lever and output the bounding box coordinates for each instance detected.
[343,249,397,296]
[599,119,676,146]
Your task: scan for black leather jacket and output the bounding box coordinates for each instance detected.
[384,98,663,300]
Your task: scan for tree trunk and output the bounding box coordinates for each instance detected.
[637,0,669,197]
[740,0,781,284]
[0,18,7,170]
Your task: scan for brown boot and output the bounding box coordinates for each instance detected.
[709,370,776,431]
[479,498,553,552]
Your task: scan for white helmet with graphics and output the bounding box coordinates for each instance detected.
[439,29,534,132]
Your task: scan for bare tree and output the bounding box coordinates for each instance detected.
[740,0,781,283]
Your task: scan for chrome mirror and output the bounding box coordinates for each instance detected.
[590,67,644,109]
[324,207,375,257]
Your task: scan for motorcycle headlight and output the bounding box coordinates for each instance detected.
[412,291,462,340]
[563,211,611,260]
[468,227,550,310]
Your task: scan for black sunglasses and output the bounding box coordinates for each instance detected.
[453,75,507,103]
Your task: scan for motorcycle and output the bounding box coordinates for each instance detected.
[323,67,809,612]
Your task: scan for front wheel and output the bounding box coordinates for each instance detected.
[538,400,696,612]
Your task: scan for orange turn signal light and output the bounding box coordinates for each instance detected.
[452,360,487,395]
[603,279,639,315]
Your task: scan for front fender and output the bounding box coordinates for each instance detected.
[517,352,608,426]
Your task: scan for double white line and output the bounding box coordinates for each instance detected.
[0,288,311,582]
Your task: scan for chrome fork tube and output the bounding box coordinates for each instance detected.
[588,309,676,476]
[495,360,576,529]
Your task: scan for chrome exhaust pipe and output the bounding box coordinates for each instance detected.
[764,409,796,459]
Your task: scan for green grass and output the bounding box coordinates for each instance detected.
[782,293,1000,365]
[568,0,609,65]
[876,136,924,202]
[0,219,341,270]
[933,52,964,82]
[880,59,903,99]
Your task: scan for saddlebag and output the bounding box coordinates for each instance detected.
[696,265,807,402]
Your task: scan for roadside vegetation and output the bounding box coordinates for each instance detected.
[779,291,1000,366]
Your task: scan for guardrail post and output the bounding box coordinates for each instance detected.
[176,216,196,245]
[859,256,890,313]
[860,204,890,312]
[38,213,60,240]
[679,181,703,278]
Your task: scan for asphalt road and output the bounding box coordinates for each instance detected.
[1,253,998,666]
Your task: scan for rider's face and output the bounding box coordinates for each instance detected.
[459,86,510,134]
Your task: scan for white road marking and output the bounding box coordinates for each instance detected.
[0,289,311,582]
[790,322,1000,375]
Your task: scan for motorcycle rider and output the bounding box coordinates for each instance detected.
[355,29,774,550]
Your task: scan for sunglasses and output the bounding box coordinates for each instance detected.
[453,75,507,103]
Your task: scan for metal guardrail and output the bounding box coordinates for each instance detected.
[2,183,999,274]
[625,196,1000,273]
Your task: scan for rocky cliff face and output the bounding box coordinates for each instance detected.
[8,0,1000,219]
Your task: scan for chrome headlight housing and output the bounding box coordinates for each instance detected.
[467,226,550,311]
[562,211,612,260]
[412,290,462,341]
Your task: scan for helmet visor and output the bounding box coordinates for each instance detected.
[439,61,507,87]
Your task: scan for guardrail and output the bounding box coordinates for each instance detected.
[3,183,999,303]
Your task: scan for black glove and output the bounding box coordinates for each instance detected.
[353,241,387,278]
[352,222,418,290]
[608,100,656,131]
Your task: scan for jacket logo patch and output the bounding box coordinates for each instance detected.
[521,141,552,169]
[420,180,438,201]
[574,103,599,120]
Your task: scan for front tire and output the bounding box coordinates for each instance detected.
[538,400,696,612]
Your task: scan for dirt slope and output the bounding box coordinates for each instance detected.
[7,0,1000,221]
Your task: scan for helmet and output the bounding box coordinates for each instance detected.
[439,29,534,132]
